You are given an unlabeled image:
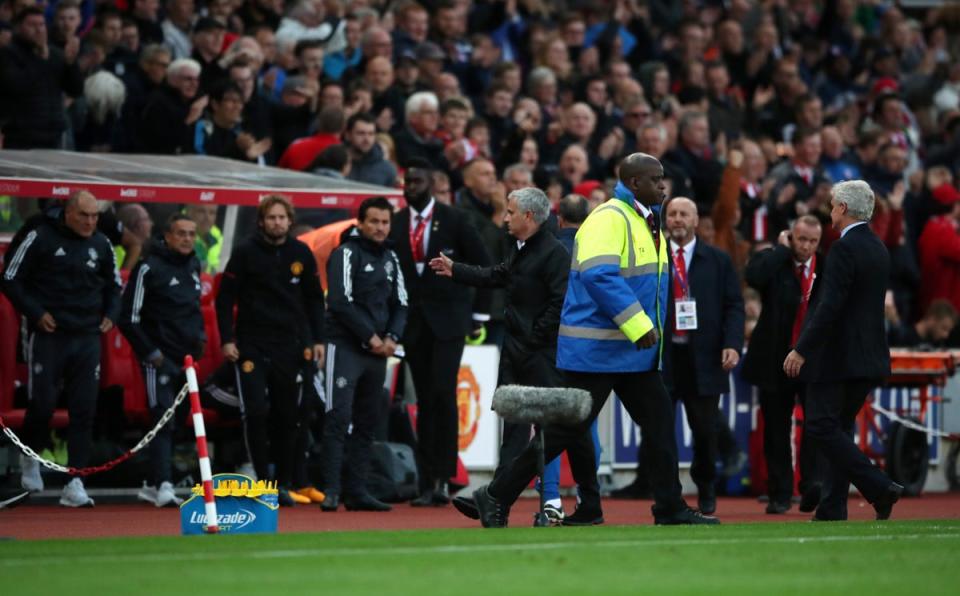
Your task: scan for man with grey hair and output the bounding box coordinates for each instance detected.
[502,163,534,195]
[431,186,578,522]
[140,57,206,154]
[784,180,903,521]
[394,91,446,169]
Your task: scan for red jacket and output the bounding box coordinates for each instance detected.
[277,133,341,171]
[918,215,960,313]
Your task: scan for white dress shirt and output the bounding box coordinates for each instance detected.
[840,221,867,238]
[409,198,435,275]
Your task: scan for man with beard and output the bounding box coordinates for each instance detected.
[345,112,397,187]
[388,158,490,506]
[216,195,325,506]
[120,214,205,508]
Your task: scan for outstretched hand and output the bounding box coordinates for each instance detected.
[429,253,454,277]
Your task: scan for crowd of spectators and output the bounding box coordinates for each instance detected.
[2,0,960,348]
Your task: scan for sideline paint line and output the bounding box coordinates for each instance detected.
[2,532,959,567]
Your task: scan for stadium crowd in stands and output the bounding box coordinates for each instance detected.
[2,0,960,512]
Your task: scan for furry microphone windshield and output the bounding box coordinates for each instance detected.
[492,385,593,426]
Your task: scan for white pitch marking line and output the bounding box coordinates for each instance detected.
[2,532,959,567]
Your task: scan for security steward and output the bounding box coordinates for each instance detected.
[119,214,206,508]
[320,197,407,512]
[431,187,592,522]
[216,195,326,506]
[2,191,121,507]
[464,153,720,528]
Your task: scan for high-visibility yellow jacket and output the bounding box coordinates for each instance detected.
[557,197,669,373]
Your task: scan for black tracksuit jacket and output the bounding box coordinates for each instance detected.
[119,240,206,364]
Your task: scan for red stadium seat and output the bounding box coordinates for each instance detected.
[100,327,150,427]
[0,294,68,430]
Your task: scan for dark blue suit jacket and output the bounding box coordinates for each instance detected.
[795,223,891,382]
[662,239,745,396]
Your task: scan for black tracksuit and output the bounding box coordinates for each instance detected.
[2,218,120,468]
[215,234,324,487]
[119,240,205,485]
[321,229,407,497]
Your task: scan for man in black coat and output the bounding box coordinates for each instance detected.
[742,215,824,514]
[784,180,903,521]
[659,197,744,515]
[0,7,83,148]
[431,187,601,520]
[389,158,491,506]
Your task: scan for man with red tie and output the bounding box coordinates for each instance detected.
[741,215,824,513]
[388,157,491,507]
[766,127,831,237]
[660,197,745,515]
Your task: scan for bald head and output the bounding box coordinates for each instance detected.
[65,191,99,238]
[619,153,665,207]
[665,196,698,245]
[117,203,153,241]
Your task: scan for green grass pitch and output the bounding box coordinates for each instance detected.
[2,520,958,595]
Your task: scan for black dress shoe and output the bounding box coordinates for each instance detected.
[432,482,450,506]
[410,489,434,507]
[610,481,652,499]
[562,507,604,526]
[473,485,509,528]
[765,500,792,514]
[344,494,392,512]
[873,482,904,520]
[320,493,340,512]
[798,485,821,513]
[277,488,295,507]
[452,495,479,519]
[655,507,721,525]
[698,487,717,515]
[810,513,843,522]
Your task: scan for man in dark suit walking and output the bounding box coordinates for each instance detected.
[390,158,492,507]
[661,197,745,515]
[742,214,824,514]
[784,180,903,521]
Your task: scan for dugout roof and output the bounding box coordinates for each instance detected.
[0,150,402,210]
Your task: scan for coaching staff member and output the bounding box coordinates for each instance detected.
[320,197,408,512]
[120,214,205,508]
[742,214,824,514]
[390,157,492,507]
[784,180,903,521]
[465,153,719,528]
[216,194,325,506]
[2,191,120,507]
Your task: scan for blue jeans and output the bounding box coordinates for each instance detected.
[539,418,601,501]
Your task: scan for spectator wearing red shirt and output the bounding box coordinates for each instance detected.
[277,106,344,170]
[918,184,960,313]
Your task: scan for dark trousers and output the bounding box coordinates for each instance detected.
[669,343,718,491]
[142,359,185,486]
[319,342,387,497]
[406,320,465,487]
[489,370,685,517]
[805,379,890,520]
[235,342,304,487]
[293,366,318,489]
[490,345,594,491]
[758,381,817,502]
[23,331,100,469]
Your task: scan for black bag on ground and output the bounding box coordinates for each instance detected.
[367,441,419,502]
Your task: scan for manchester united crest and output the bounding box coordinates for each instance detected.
[241,360,255,373]
[290,261,304,276]
[457,365,482,451]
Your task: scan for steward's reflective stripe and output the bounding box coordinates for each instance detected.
[558,325,628,340]
[572,254,621,272]
[621,262,659,277]
[613,302,645,326]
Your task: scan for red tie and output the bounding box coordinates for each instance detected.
[672,247,688,337]
[791,260,814,346]
[411,214,429,262]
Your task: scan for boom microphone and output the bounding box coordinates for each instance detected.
[492,385,593,426]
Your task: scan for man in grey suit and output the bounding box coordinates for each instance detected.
[784,180,903,521]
